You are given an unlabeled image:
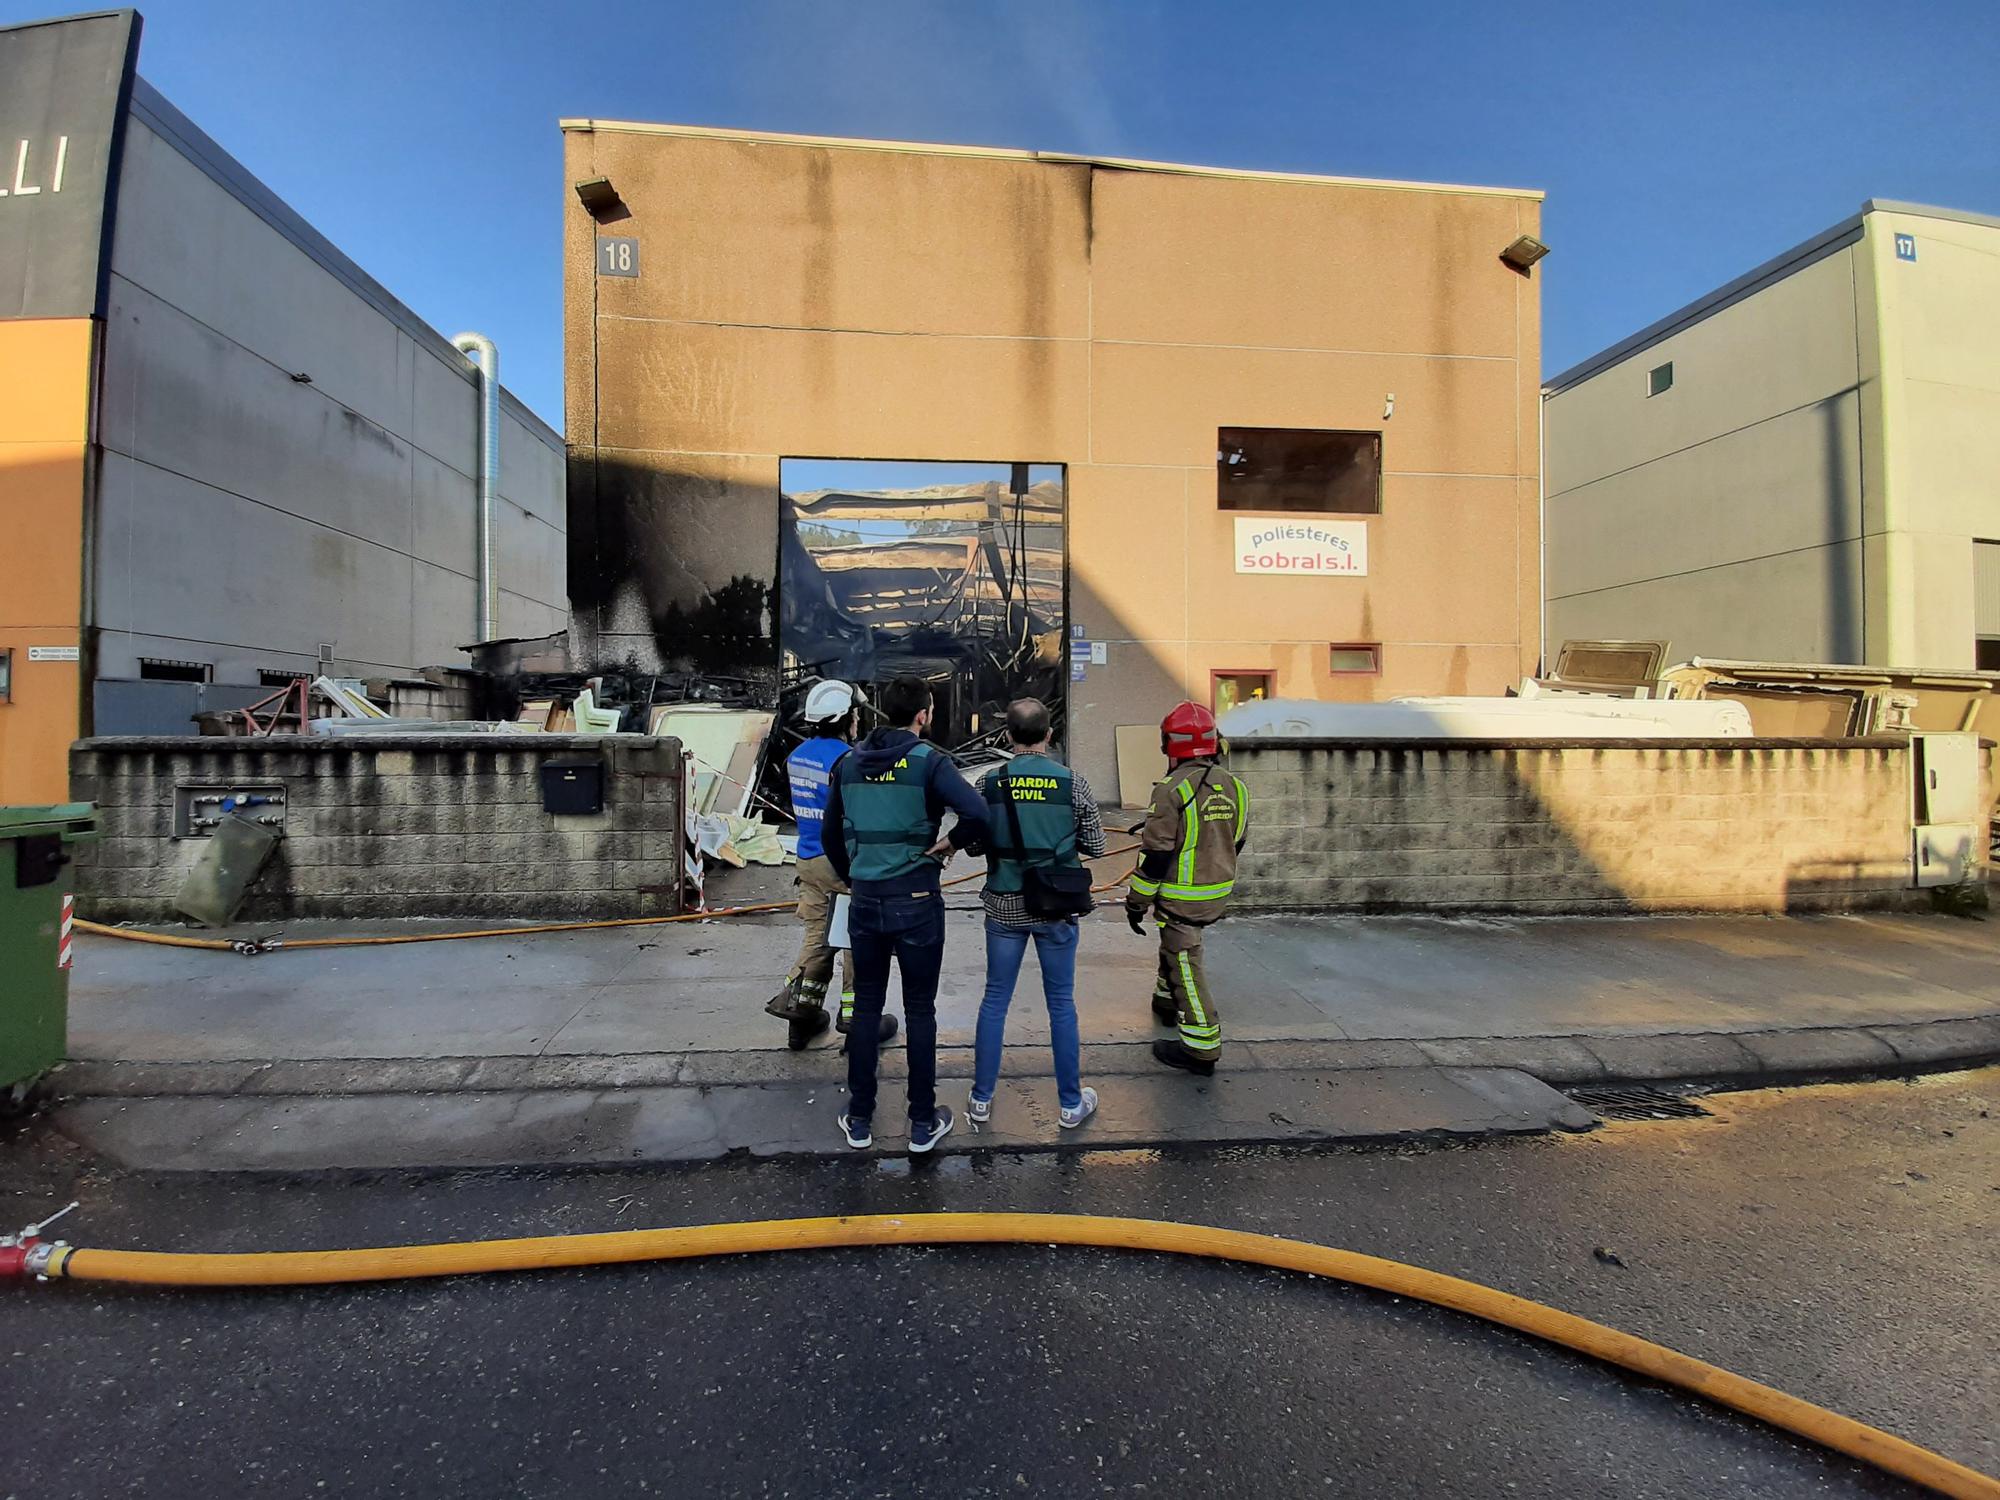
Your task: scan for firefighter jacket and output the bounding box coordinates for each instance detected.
[1127,758,1250,924]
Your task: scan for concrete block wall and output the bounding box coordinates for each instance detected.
[1230,738,1948,914]
[70,735,685,923]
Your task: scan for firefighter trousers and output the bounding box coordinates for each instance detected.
[1151,914,1222,1056]
[789,855,855,1018]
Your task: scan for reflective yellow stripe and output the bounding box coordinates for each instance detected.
[1175,780,1198,887]
[1233,777,1249,842]
[1177,952,1207,1025]
[1161,881,1233,902]
[1129,874,1161,897]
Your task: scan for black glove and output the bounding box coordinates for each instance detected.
[1126,907,1147,936]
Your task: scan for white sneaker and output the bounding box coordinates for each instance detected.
[1059,1087,1098,1130]
[967,1092,992,1125]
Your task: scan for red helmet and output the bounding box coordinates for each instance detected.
[1160,700,1219,760]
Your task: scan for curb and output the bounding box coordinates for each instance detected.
[49,1013,2000,1100]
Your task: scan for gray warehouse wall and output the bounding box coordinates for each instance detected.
[90,85,566,698]
[1544,247,1867,665]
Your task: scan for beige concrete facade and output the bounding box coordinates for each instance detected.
[1545,201,2000,671]
[563,122,1544,796]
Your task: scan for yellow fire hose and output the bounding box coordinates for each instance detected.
[11,1211,1993,1499]
[71,847,1144,954]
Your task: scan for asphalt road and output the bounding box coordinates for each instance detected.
[2,1070,1995,1498]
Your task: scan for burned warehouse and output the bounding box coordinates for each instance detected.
[562,121,1547,799]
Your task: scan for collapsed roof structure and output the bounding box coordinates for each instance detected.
[781,476,1065,751]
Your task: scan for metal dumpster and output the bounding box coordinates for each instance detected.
[1,803,97,1107]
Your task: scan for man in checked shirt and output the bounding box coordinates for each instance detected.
[963,698,1107,1130]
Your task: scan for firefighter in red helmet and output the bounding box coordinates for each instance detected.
[1124,701,1250,1074]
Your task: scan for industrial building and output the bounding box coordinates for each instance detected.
[1544,200,2000,671]
[562,120,1546,797]
[0,10,567,803]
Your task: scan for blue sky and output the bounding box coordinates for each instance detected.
[22,0,1998,429]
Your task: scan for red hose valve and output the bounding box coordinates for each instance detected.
[3,1202,78,1279]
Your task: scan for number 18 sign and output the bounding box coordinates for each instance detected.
[597,238,640,277]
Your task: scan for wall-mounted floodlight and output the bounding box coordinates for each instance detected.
[574,177,628,223]
[1500,234,1550,273]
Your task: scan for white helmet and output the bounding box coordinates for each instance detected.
[802,679,865,723]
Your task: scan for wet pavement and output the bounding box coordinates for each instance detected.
[2,1070,1995,1497]
[65,907,2000,1068]
[51,1066,1594,1171]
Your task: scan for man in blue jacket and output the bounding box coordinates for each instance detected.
[766,679,898,1052]
[823,675,989,1153]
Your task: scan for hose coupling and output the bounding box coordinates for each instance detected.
[1,1236,67,1280]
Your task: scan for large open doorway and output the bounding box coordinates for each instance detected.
[778,459,1066,759]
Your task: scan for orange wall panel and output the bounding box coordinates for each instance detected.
[0,626,83,804]
[0,319,93,444]
[0,442,88,628]
[0,317,92,804]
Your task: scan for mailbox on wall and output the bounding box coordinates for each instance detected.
[540,758,605,816]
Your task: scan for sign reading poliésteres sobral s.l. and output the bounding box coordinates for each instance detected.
[1234,517,1367,577]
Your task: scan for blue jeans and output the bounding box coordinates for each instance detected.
[972,916,1082,1111]
[845,892,945,1123]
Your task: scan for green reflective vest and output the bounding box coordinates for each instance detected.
[838,741,938,883]
[984,752,1080,895]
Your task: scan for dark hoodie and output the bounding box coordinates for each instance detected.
[821,727,990,897]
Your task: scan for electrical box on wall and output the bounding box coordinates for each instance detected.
[1911,733,1980,824]
[1914,824,1981,888]
[1908,733,1983,889]
[174,785,287,838]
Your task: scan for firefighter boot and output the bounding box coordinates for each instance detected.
[838,1013,900,1054]
[787,1006,832,1051]
[765,977,824,1023]
[1151,1038,1217,1077]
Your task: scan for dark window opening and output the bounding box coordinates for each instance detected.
[1978,639,2000,672]
[0,648,11,703]
[259,668,311,687]
[1212,670,1274,717]
[1218,428,1380,514]
[1648,362,1674,397]
[779,459,1066,755]
[1329,643,1381,675]
[139,658,211,683]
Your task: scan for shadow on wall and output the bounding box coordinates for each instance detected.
[1228,737,1927,915]
[1822,386,1864,661]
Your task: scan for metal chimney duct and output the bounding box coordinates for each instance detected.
[451,332,500,642]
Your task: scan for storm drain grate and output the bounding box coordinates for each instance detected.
[1567,1085,1714,1122]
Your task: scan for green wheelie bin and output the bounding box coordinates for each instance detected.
[1,803,97,1111]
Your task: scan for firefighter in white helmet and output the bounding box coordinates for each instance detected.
[764,680,898,1052]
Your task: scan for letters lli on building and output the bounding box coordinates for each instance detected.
[0,135,69,196]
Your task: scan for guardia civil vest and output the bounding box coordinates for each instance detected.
[983,751,1081,895]
[837,740,939,883]
[786,737,848,862]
